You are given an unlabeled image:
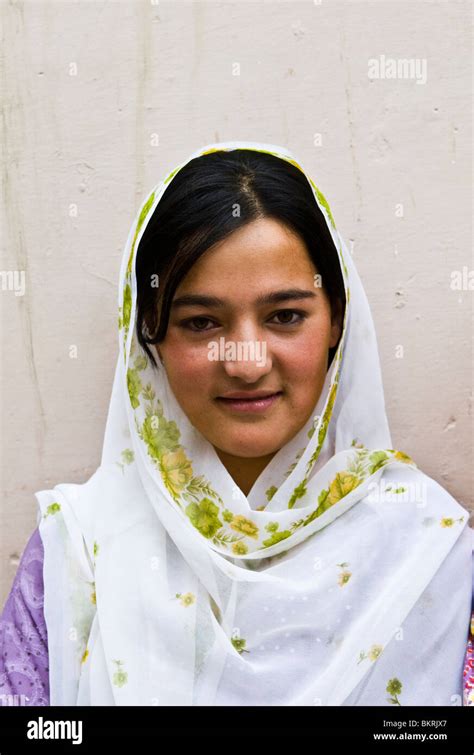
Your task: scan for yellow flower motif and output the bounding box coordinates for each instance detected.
[441,517,454,527]
[232,541,249,555]
[81,648,89,664]
[338,570,352,587]
[358,643,384,664]
[327,472,361,506]
[393,450,415,465]
[440,516,464,528]
[230,515,259,540]
[176,592,196,607]
[369,644,384,661]
[160,448,193,497]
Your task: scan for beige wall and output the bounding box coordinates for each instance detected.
[1,0,472,606]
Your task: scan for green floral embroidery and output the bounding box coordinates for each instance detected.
[135,388,225,509]
[127,367,143,409]
[307,417,320,440]
[116,448,134,473]
[302,472,361,528]
[93,541,99,559]
[347,448,391,477]
[308,177,336,229]
[337,562,352,587]
[126,192,156,277]
[231,635,250,654]
[122,283,132,330]
[120,191,156,357]
[86,581,96,605]
[141,414,180,463]
[265,521,279,533]
[283,449,305,481]
[133,354,148,371]
[306,377,339,474]
[112,659,128,687]
[440,516,464,528]
[263,446,418,547]
[346,447,370,476]
[260,520,292,548]
[265,485,278,502]
[366,451,390,475]
[274,378,340,511]
[163,166,180,185]
[122,449,134,464]
[358,644,384,664]
[141,383,156,402]
[262,529,292,548]
[222,508,234,523]
[186,498,223,539]
[180,473,223,505]
[386,677,403,705]
[287,480,307,510]
[175,592,196,607]
[43,502,61,518]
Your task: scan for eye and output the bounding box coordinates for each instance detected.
[180,316,217,332]
[269,309,307,326]
[179,309,307,333]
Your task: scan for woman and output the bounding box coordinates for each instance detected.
[1,140,472,706]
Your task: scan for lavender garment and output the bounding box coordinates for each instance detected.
[1,526,474,706]
[0,528,49,705]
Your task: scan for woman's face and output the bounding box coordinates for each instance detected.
[155,217,342,463]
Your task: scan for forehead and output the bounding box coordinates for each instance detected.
[175,218,315,289]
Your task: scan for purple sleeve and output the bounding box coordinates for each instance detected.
[0,527,50,706]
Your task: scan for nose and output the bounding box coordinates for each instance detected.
[220,325,272,382]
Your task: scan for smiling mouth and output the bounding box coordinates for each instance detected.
[215,391,283,413]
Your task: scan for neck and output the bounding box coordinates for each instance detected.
[214,448,277,497]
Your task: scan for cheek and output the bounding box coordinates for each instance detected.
[279,321,331,376]
[277,326,331,411]
[160,337,215,400]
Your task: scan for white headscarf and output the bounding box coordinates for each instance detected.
[36,141,471,706]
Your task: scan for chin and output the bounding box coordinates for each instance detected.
[214,436,283,459]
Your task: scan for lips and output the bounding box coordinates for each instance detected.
[218,390,282,400]
[215,391,283,414]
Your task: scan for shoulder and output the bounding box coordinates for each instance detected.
[0,527,49,706]
[1,527,44,614]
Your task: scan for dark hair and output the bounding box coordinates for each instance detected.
[135,149,346,369]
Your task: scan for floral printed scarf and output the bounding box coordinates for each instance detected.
[36,141,472,706]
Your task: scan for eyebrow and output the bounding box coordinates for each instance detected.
[170,288,318,310]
